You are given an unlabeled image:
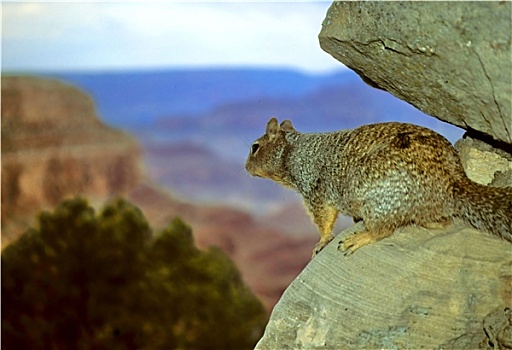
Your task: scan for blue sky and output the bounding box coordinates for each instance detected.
[2,1,345,73]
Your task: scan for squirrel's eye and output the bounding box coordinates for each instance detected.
[251,143,260,155]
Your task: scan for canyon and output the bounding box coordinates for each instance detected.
[1,76,315,310]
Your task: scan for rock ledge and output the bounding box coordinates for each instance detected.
[256,223,512,349]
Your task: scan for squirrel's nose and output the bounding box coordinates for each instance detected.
[245,162,259,177]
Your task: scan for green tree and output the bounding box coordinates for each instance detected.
[2,197,266,349]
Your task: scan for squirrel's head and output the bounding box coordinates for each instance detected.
[245,117,296,184]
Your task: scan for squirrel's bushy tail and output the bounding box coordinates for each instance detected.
[453,179,512,242]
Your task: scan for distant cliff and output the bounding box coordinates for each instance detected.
[1,76,314,311]
[2,76,143,245]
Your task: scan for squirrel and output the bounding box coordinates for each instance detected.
[245,117,512,257]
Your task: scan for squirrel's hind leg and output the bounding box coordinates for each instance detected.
[339,225,395,255]
[420,217,452,230]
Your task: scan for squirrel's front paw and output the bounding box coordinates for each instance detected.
[312,235,334,258]
[311,246,322,258]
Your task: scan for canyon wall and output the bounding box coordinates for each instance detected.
[2,77,143,244]
[1,76,314,311]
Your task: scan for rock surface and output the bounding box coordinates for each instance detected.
[319,1,512,144]
[255,223,512,349]
[455,135,512,188]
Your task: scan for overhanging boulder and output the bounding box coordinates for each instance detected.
[319,1,512,144]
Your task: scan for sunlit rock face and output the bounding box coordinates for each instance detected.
[256,223,512,349]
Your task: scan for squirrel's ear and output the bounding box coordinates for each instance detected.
[280,120,296,133]
[266,117,279,138]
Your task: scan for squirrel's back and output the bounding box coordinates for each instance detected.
[341,122,511,240]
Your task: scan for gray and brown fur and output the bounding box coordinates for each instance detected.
[245,118,512,257]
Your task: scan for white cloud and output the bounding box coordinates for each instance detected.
[2,2,344,73]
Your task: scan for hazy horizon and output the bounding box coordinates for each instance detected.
[2,1,343,74]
